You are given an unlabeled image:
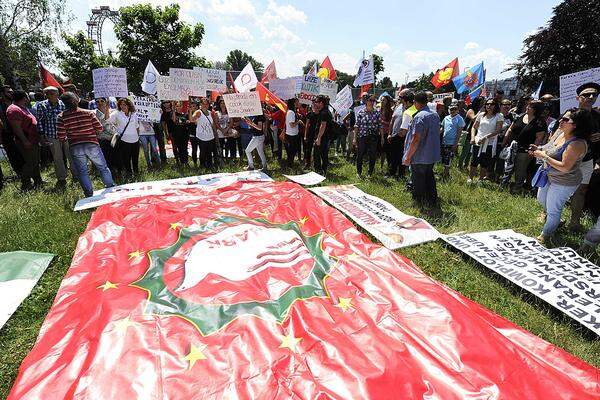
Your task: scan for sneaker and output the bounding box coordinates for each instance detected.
[466,178,473,184]
[245,165,254,171]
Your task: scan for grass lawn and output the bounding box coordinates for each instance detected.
[1,151,599,398]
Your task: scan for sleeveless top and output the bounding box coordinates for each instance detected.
[545,132,587,186]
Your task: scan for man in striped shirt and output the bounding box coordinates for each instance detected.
[57,92,114,197]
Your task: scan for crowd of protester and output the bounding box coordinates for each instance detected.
[0,81,599,254]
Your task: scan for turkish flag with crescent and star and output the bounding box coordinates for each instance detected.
[7,181,599,399]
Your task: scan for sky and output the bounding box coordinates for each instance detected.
[65,0,561,83]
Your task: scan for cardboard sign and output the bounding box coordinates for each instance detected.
[169,68,205,98]
[299,74,320,105]
[559,67,600,113]
[156,75,180,101]
[195,67,227,92]
[319,79,338,102]
[223,92,263,118]
[268,77,300,100]
[331,85,353,113]
[131,96,161,123]
[283,172,326,186]
[92,68,128,98]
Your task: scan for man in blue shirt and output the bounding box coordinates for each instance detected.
[441,102,465,180]
[403,91,441,210]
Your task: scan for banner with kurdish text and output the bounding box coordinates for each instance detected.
[310,185,440,248]
[444,230,600,335]
[0,251,55,329]
[223,92,263,118]
[8,182,599,399]
[131,96,161,123]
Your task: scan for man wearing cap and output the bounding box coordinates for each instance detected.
[440,102,465,180]
[568,82,600,231]
[36,86,70,189]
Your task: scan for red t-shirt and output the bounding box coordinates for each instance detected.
[271,109,286,130]
[6,104,38,144]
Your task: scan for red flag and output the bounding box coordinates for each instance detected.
[260,60,277,84]
[360,83,372,95]
[228,71,237,93]
[210,90,220,102]
[319,56,337,81]
[39,63,64,93]
[6,181,599,399]
[256,82,287,113]
[431,57,459,89]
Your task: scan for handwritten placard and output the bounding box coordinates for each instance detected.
[559,67,600,113]
[223,92,263,118]
[195,67,227,92]
[92,68,128,98]
[169,68,205,98]
[131,96,161,123]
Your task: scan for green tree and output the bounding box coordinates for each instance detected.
[376,76,394,90]
[114,3,207,92]
[511,0,600,94]
[56,31,111,93]
[372,54,384,78]
[226,50,263,72]
[335,70,354,89]
[407,73,435,92]
[0,0,67,89]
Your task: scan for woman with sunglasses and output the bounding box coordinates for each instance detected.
[530,109,592,244]
[468,99,504,183]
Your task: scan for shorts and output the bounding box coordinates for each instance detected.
[470,145,493,168]
[580,159,594,185]
[441,145,455,167]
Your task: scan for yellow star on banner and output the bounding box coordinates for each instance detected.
[336,297,353,312]
[184,344,207,370]
[258,211,270,219]
[299,216,308,225]
[97,280,118,291]
[169,222,183,230]
[279,333,302,352]
[113,316,134,335]
[346,252,359,261]
[128,250,143,260]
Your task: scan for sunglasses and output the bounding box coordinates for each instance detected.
[485,103,494,106]
[560,117,573,123]
[580,92,598,98]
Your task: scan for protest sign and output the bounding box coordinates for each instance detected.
[169,68,205,98]
[319,79,338,102]
[92,68,128,98]
[283,172,326,186]
[223,92,262,118]
[331,85,353,113]
[268,77,300,100]
[310,185,440,248]
[156,75,181,101]
[444,230,600,335]
[432,92,455,102]
[74,171,273,211]
[299,74,320,105]
[559,67,600,112]
[131,96,161,123]
[195,67,227,92]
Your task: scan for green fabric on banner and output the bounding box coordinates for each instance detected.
[0,251,55,282]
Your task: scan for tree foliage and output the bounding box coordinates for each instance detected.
[372,54,384,78]
[301,59,318,75]
[511,0,600,94]
[56,31,112,93]
[335,70,354,89]
[113,3,207,92]
[0,0,67,89]
[406,73,435,92]
[225,50,263,72]
[376,76,394,90]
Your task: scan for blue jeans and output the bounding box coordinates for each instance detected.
[70,143,114,197]
[139,135,161,168]
[537,181,578,236]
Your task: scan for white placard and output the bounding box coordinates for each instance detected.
[444,230,600,336]
[169,68,205,98]
[131,96,161,123]
[310,185,440,249]
[283,172,326,186]
[92,68,128,98]
[195,67,227,92]
[156,75,180,101]
[432,92,455,102]
[299,74,320,105]
[331,85,353,113]
[268,77,300,100]
[319,79,338,102]
[559,67,600,113]
[223,92,263,118]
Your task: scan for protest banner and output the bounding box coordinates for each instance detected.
[310,185,440,248]
[131,96,161,123]
[169,68,205,98]
[432,91,455,102]
[319,79,338,102]
[444,230,600,336]
[156,75,181,101]
[195,67,227,92]
[268,77,300,100]
[331,85,353,113]
[92,67,128,98]
[559,67,600,112]
[298,74,320,105]
[283,172,325,186]
[10,182,598,400]
[73,171,273,211]
[0,251,54,329]
[222,92,262,118]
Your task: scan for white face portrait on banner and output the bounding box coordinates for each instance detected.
[234,63,258,93]
[141,61,159,95]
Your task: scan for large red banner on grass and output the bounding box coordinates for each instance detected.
[8,182,599,399]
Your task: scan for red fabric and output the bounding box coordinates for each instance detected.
[39,63,64,93]
[256,82,287,113]
[431,57,459,89]
[260,60,277,84]
[6,104,38,143]
[360,83,372,94]
[56,109,102,146]
[7,182,600,399]
[320,56,337,80]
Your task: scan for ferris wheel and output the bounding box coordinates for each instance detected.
[86,6,120,56]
